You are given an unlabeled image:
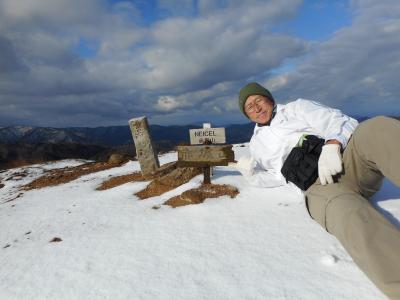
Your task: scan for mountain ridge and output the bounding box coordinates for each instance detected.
[0,123,255,146]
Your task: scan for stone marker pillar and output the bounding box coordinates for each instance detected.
[129,116,160,176]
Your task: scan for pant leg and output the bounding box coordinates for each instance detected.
[306,116,400,299]
[327,192,400,299]
[340,116,400,197]
[307,184,400,299]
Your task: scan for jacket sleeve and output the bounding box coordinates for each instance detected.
[290,99,358,148]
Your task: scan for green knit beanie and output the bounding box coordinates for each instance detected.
[238,82,275,117]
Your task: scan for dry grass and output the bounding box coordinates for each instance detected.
[96,172,146,190]
[22,161,124,190]
[135,167,202,199]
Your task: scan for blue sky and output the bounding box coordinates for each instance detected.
[0,0,399,127]
[276,0,352,41]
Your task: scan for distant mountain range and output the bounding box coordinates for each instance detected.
[0,123,255,146]
[2,116,395,170]
[0,123,254,169]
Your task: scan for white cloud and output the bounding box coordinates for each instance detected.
[198,0,221,15]
[265,75,290,92]
[156,95,181,111]
[139,0,305,91]
[0,0,103,30]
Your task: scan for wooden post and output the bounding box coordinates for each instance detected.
[203,167,211,184]
[203,138,212,183]
[129,116,160,176]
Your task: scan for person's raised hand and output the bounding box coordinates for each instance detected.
[228,155,255,178]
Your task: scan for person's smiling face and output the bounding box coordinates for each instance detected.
[244,95,274,124]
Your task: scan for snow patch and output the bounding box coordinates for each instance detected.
[0,144,396,299]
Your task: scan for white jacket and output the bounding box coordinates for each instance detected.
[248,98,358,188]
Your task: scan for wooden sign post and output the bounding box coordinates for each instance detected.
[178,124,233,184]
[129,116,160,176]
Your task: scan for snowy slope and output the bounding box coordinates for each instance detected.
[0,144,399,300]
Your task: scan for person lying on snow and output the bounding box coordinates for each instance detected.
[230,82,400,300]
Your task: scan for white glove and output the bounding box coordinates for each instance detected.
[228,156,255,178]
[318,144,343,185]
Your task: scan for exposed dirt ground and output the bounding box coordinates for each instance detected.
[22,162,124,190]
[1,159,42,170]
[163,184,239,208]
[96,172,146,190]
[135,167,203,199]
[5,160,241,209]
[95,161,178,191]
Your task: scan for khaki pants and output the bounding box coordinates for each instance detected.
[306,116,400,299]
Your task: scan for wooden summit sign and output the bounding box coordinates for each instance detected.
[177,144,234,184]
[177,145,234,167]
[189,127,226,145]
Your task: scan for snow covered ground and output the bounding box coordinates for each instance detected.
[0,144,399,300]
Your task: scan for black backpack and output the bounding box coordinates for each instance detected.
[281,135,325,191]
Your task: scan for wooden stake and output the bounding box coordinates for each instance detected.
[203,166,211,184]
